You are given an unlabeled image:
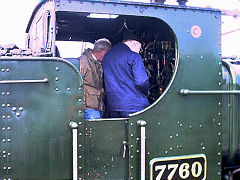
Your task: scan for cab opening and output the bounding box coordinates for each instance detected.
[55,12,177,105]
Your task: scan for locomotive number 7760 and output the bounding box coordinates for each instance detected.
[150,154,206,180]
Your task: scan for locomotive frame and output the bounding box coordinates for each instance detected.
[1,0,240,179]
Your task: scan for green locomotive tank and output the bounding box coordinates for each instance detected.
[0,0,240,179]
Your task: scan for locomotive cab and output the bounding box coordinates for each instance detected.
[1,0,232,179]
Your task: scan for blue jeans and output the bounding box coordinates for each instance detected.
[84,109,103,120]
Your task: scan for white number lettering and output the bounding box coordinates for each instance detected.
[191,161,202,177]
[155,165,166,180]
[168,164,179,180]
[179,163,190,179]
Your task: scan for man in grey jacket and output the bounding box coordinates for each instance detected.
[79,38,111,120]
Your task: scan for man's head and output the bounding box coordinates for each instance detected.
[123,33,142,53]
[92,38,111,61]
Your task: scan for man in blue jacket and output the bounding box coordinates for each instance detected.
[102,33,149,118]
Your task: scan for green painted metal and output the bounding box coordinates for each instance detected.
[84,120,129,179]
[0,57,83,179]
[222,60,240,164]
[54,1,222,179]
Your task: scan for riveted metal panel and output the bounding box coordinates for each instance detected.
[0,57,83,179]
[84,119,129,179]
[121,5,222,180]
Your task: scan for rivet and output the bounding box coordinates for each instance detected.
[131,177,133,180]
[3,155,6,158]
[219,72,221,75]
[7,104,10,107]
[218,132,221,136]
[136,138,139,141]
[218,142,221,146]
[2,104,6,107]
[137,150,139,153]
[189,125,192,129]
[2,116,6,119]
[56,67,59,71]
[6,92,10,95]
[7,116,10,119]
[79,110,81,113]
[79,167,82,170]
[180,124,182,127]
[170,136,173,139]
[130,123,133,126]
[200,125,202,128]
[7,153,11,156]
[201,143,204,146]
[218,162,221,165]
[218,112,221,116]
[131,166,133,169]
[55,77,59,81]
[213,119,216,122]
[2,69,5,72]
[3,151,6,153]
[130,134,134,137]
[218,172,221,175]
[16,113,20,117]
[3,166,7,170]
[165,151,168,154]
[130,145,133,148]
[202,147,205,150]
[131,155,133,158]
[7,127,11,130]
[7,167,11,170]
[2,127,6,131]
[79,133,82,136]
[79,144,82,147]
[218,102,221,105]
[200,56,203,59]
[79,156,82,159]
[7,139,10,142]
[67,88,71,91]
[56,88,59,91]
[12,107,17,111]
[177,145,179,148]
[19,107,23,111]
[2,139,6,142]
[218,152,221,156]
[79,122,82,125]
[170,147,173,150]
[2,92,5,95]
[179,145,182,148]
[6,69,10,72]
[219,62,222,65]
[218,82,221,86]
[218,123,221,126]
[78,87,82,90]
[78,99,82,102]
[158,122,160,125]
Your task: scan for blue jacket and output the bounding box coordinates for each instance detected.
[102,43,149,112]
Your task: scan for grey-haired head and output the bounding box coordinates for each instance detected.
[93,38,112,52]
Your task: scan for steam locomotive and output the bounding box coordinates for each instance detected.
[0,0,240,179]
